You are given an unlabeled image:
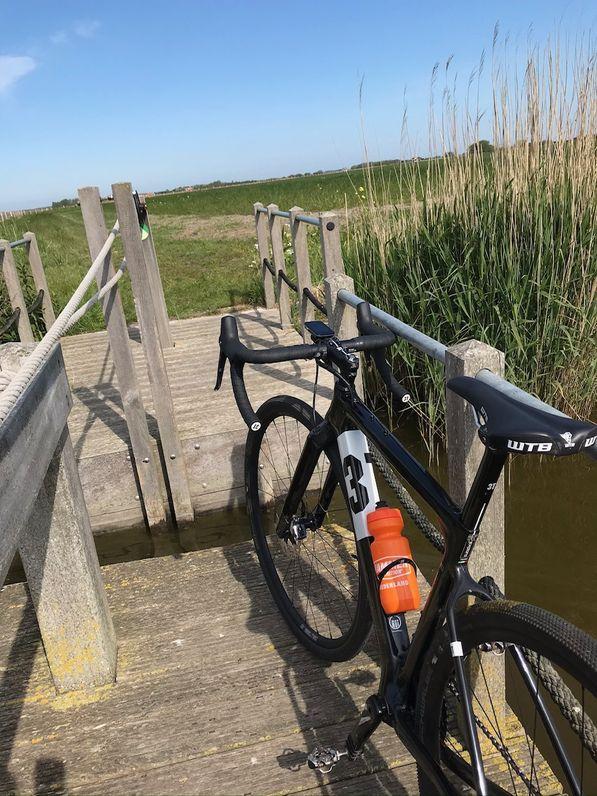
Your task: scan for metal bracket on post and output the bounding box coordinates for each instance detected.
[254,203,276,310]
[112,182,194,526]
[289,206,313,339]
[445,339,506,722]
[266,204,291,328]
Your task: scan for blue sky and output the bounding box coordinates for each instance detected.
[0,0,593,209]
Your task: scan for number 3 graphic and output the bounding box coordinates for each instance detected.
[343,455,369,513]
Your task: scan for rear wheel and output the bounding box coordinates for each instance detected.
[245,395,371,661]
[415,600,597,794]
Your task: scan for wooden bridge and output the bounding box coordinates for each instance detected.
[60,309,332,533]
[0,186,565,794]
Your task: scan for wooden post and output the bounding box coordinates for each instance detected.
[18,428,117,692]
[141,212,174,348]
[289,207,313,339]
[324,273,363,396]
[266,204,291,328]
[0,241,34,342]
[254,203,275,310]
[112,182,194,525]
[445,339,505,720]
[319,212,344,279]
[78,187,167,530]
[23,232,55,326]
[0,343,116,693]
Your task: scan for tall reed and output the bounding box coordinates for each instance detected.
[346,33,596,450]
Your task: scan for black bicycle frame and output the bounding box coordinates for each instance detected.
[280,377,577,796]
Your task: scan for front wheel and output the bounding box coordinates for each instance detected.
[245,395,371,661]
[415,600,597,795]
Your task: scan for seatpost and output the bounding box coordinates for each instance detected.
[461,449,507,533]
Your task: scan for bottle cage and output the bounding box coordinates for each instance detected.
[376,557,417,590]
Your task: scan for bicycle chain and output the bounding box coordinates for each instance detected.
[447,680,542,795]
[371,444,595,759]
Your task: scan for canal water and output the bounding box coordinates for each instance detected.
[8,423,595,637]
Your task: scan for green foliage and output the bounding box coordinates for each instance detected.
[346,37,596,448]
[467,139,494,154]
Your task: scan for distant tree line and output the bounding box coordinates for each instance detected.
[52,198,79,208]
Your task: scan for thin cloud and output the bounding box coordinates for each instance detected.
[0,55,37,94]
[50,31,68,45]
[73,20,101,39]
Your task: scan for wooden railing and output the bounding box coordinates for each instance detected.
[0,233,56,342]
[1,183,194,532]
[0,343,116,693]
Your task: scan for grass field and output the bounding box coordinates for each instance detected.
[0,164,406,336]
[146,163,419,217]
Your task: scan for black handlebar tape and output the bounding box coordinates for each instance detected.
[342,332,396,351]
[219,315,323,364]
[355,301,410,403]
[230,362,261,432]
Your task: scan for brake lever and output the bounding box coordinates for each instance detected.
[214,349,227,391]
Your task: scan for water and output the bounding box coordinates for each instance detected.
[7,424,595,637]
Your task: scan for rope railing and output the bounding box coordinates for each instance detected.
[303,287,327,316]
[264,257,327,316]
[278,269,298,293]
[0,222,120,422]
[63,258,127,332]
[27,288,45,315]
[263,258,276,277]
[0,310,20,339]
[0,290,45,340]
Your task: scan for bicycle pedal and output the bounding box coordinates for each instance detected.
[306,745,348,773]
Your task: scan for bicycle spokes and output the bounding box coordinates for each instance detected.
[441,644,594,794]
[257,414,360,641]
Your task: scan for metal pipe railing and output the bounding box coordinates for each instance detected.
[256,206,320,225]
[9,238,27,249]
[256,206,291,220]
[295,213,321,226]
[337,288,572,421]
[338,288,447,363]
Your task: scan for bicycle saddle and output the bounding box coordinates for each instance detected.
[447,376,597,456]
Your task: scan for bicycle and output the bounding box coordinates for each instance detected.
[215,301,597,795]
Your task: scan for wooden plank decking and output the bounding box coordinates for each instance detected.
[0,541,559,795]
[60,309,333,533]
[0,541,425,795]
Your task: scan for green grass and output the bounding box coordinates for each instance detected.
[346,38,596,446]
[146,163,418,217]
[0,163,418,337]
[0,205,262,336]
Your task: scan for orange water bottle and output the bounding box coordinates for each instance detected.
[367,503,420,615]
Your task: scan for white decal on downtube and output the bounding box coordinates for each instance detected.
[336,430,380,540]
